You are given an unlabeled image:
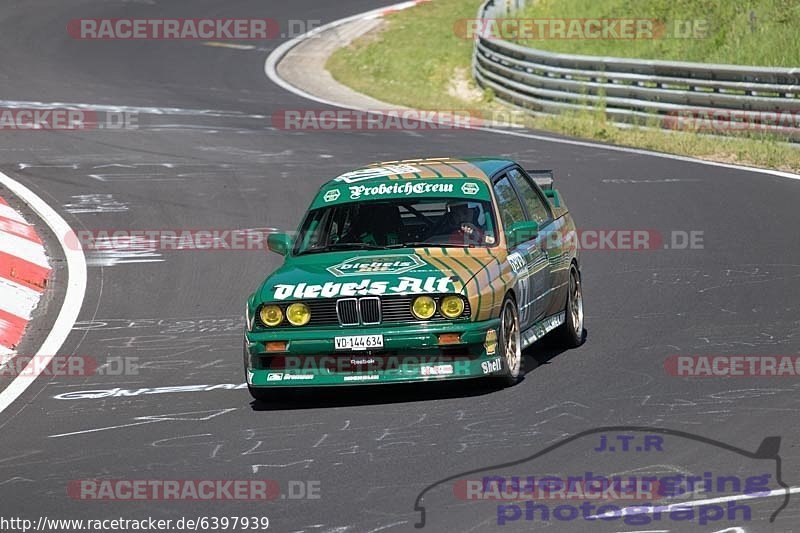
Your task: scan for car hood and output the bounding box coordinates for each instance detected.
[257,248,503,303]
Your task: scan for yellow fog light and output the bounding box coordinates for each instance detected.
[412,296,436,320]
[440,295,465,318]
[260,305,283,327]
[286,303,311,326]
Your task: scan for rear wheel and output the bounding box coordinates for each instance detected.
[498,297,523,386]
[555,265,585,347]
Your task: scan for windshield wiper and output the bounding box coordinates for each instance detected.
[298,241,475,255]
[383,242,474,249]
[296,242,387,255]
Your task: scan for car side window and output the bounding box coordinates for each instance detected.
[298,207,334,251]
[508,168,551,226]
[493,176,526,230]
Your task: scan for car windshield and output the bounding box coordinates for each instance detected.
[293,198,497,255]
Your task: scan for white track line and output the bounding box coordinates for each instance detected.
[264,2,800,182]
[0,171,87,413]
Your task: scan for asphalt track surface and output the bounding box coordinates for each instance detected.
[0,1,799,532]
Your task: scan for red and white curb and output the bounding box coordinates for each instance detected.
[0,171,86,414]
[0,196,51,357]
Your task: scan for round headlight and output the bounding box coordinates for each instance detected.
[286,303,311,326]
[412,296,436,320]
[260,305,283,327]
[440,295,465,318]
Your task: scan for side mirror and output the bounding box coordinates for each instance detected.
[506,221,539,248]
[267,232,293,256]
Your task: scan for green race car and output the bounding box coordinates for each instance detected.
[244,157,584,400]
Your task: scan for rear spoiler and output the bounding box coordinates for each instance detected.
[526,169,562,208]
[526,169,553,190]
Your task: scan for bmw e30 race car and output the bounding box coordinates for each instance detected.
[244,157,584,400]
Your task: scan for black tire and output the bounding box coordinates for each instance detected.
[555,265,585,348]
[497,296,523,386]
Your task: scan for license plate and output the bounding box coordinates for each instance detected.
[335,334,384,351]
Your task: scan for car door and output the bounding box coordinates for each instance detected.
[492,173,548,331]
[505,167,558,322]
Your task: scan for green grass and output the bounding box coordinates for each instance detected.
[326,0,800,172]
[327,0,479,110]
[512,0,800,67]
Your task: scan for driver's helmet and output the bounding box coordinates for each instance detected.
[446,200,485,226]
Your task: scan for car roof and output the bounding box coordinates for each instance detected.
[322,157,515,187]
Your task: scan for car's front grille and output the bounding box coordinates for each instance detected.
[258,295,470,328]
[336,299,360,326]
[336,297,381,325]
[305,300,340,325]
[381,298,418,322]
[359,297,381,325]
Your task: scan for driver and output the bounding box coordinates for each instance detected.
[439,200,484,245]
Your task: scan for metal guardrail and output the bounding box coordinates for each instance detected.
[472,0,800,140]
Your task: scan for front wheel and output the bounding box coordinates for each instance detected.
[555,265,585,348]
[498,297,523,386]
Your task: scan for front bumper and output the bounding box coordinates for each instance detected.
[244,319,501,387]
